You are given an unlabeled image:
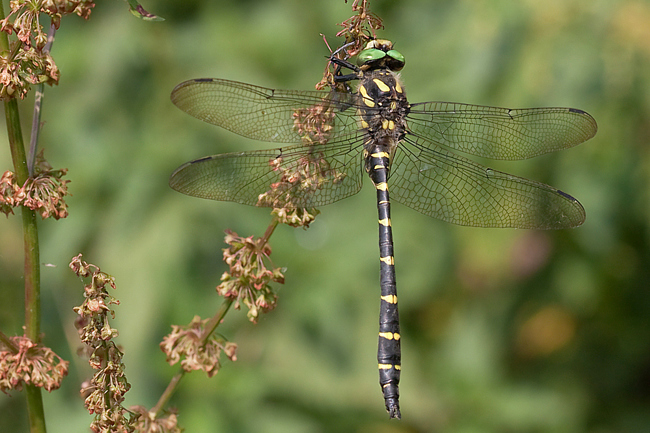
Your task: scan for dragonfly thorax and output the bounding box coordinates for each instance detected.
[357,69,410,178]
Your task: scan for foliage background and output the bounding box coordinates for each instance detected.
[1,0,649,432]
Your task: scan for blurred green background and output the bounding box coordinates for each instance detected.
[1,0,648,432]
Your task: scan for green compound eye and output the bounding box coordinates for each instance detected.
[357,48,386,66]
[386,50,405,64]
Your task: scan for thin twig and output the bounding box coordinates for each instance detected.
[0,331,18,353]
[28,23,57,176]
[260,218,279,246]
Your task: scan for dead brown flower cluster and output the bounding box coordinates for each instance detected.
[0,153,69,219]
[0,334,68,393]
[0,0,95,99]
[160,315,237,377]
[70,254,140,433]
[216,230,284,323]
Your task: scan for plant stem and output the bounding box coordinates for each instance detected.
[200,298,233,346]
[25,386,47,433]
[150,367,185,416]
[1,5,45,432]
[28,23,56,175]
[5,97,42,342]
[6,97,46,433]
[260,218,279,245]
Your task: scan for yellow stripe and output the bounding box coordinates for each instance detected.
[375,182,388,191]
[381,119,389,129]
[378,218,391,226]
[379,332,401,340]
[360,119,369,129]
[371,151,390,159]
[381,294,398,304]
[395,81,403,93]
[380,256,394,265]
[359,85,375,107]
[373,78,391,92]
[388,120,395,130]
[379,200,389,205]
[378,364,401,371]
[374,164,385,170]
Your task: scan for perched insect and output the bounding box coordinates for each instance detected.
[170,39,597,419]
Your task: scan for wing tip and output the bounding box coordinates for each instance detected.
[569,107,598,138]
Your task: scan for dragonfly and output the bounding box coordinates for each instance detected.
[169,39,597,419]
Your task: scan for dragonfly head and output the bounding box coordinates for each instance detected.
[357,39,405,72]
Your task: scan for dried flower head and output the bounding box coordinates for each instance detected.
[0,335,69,392]
[41,0,95,28]
[271,207,319,228]
[71,254,136,433]
[256,151,343,222]
[71,255,119,344]
[336,0,383,54]
[255,96,342,226]
[89,407,139,433]
[130,406,181,433]
[0,152,70,219]
[0,0,95,98]
[0,170,20,215]
[216,230,283,323]
[316,0,383,90]
[160,316,237,378]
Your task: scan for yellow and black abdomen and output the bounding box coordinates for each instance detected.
[356,69,410,419]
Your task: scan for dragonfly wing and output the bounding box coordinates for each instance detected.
[171,78,358,143]
[169,136,365,209]
[407,102,597,160]
[389,138,585,229]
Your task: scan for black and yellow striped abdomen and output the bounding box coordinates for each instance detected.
[358,69,409,419]
[369,148,401,419]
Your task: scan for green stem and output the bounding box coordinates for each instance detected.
[5,97,28,180]
[6,99,46,433]
[1,5,45,432]
[5,96,42,344]
[260,218,279,245]
[25,386,47,433]
[22,203,41,340]
[200,298,234,346]
[150,367,184,417]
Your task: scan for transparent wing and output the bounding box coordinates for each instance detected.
[389,137,585,229]
[171,78,359,143]
[407,102,597,160]
[169,135,365,209]
[171,78,591,227]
